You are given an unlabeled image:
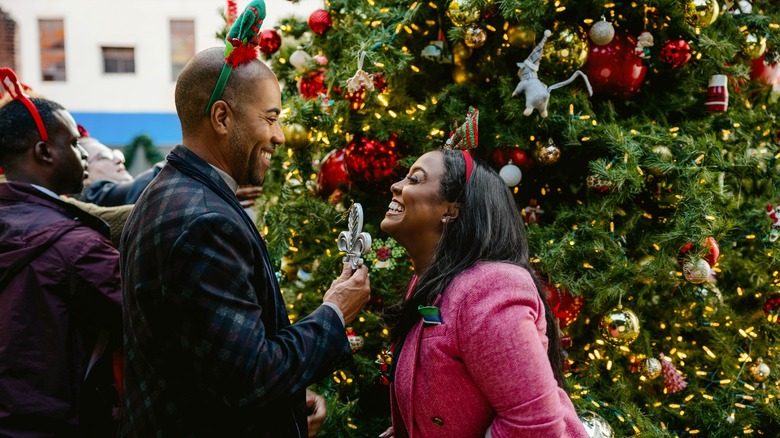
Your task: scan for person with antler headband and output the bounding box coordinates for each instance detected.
[119,1,370,437]
[377,108,587,437]
[0,68,123,436]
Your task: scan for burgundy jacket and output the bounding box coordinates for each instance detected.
[0,182,122,436]
[391,262,588,438]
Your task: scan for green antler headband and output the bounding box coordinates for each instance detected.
[205,0,267,114]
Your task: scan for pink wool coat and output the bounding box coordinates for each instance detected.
[390,262,588,438]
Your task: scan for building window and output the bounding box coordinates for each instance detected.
[39,19,66,81]
[170,20,195,81]
[102,47,135,74]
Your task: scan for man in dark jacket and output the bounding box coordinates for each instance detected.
[0,71,123,436]
[119,8,371,437]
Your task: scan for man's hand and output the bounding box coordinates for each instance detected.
[306,389,327,437]
[379,426,394,437]
[236,185,263,208]
[323,263,370,324]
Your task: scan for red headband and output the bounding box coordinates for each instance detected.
[0,68,48,142]
[443,106,479,185]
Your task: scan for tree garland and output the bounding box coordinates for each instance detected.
[124,134,164,169]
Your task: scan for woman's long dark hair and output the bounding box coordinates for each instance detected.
[382,149,567,389]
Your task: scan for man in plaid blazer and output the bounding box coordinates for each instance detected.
[119,47,370,437]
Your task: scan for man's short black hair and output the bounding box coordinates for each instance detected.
[0,98,65,168]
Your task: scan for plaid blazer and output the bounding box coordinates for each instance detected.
[120,146,351,437]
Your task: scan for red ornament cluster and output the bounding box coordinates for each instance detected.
[308,9,333,35]
[545,283,584,329]
[490,147,534,171]
[317,148,350,199]
[660,40,692,68]
[344,135,399,184]
[298,68,327,99]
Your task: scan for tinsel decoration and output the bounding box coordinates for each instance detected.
[660,353,688,394]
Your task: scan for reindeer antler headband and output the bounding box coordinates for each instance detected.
[205,0,267,114]
[0,68,48,142]
[442,106,479,184]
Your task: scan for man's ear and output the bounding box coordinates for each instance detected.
[210,100,231,135]
[33,141,55,165]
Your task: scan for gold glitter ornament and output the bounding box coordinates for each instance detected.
[543,25,589,78]
[748,357,771,383]
[589,17,615,46]
[599,306,641,346]
[507,25,536,48]
[744,32,767,60]
[535,138,561,165]
[446,0,484,27]
[464,26,487,49]
[684,0,720,29]
[641,357,662,379]
[683,258,711,284]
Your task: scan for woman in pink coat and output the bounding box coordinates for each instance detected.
[378,115,588,437]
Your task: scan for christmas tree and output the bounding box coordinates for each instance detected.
[234,0,780,436]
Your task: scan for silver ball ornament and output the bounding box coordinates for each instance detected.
[589,17,615,46]
[289,47,312,71]
[579,411,614,438]
[683,258,711,284]
[464,26,487,49]
[499,163,522,186]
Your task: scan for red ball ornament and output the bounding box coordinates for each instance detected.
[344,135,399,184]
[308,9,333,35]
[317,148,350,199]
[582,32,647,99]
[750,54,780,87]
[298,68,327,99]
[491,147,534,171]
[660,39,692,68]
[763,293,780,323]
[258,29,281,55]
[545,283,584,328]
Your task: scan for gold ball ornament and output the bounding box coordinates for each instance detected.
[641,357,662,379]
[684,0,720,29]
[589,17,615,46]
[578,411,615,438]
[535,139,561,165]
[282,123,310,149]
[683,258,711,284]
[464,26,487,49]
[543,25,589,77]
[599,306,641,346]
[507,25,536,48]
[748,358,771,383]
[744,32,767,60]
[452,42,471,64]
[446,0,485,27]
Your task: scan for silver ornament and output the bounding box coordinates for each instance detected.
[589,17,615,46]
[499,163,522,186]
[579,411,614,438]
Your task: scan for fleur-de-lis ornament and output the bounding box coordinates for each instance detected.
[338,203,372,270]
